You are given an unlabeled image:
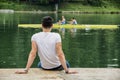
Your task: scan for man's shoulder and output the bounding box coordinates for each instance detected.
[51,33,61,39]
[32,32,41,37]
[51,32,60,35]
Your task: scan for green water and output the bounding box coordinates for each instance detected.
[0,13,120,68]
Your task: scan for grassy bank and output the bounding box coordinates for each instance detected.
[59,2,120,12]
[0,1,120,12]
[0,2,53,11]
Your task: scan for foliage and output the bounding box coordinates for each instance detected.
[0,0,120,6]
[0,0,120,11]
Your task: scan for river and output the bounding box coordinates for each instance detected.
[0,13,120,68]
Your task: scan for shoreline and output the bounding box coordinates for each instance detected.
[61,11,120,14]
[15,10,57,14]
[0,9,120,14]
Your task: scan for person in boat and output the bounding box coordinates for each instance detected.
[71,17,77,25]
[58,16,66,25]
[69,17,77,33]
[58,16,66,35]
[15,16,77,74]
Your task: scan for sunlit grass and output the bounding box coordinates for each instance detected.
[18,24,118,30]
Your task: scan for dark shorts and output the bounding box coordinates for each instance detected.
[38,61,70,71]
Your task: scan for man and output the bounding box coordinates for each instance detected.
[15,16,77,74]
[71,17,77,25]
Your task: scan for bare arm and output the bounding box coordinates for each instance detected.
[25,41,37,70]
[56,42,68,72]
[15,41,37,74]
[56,42,77,74]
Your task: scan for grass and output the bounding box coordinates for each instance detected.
[0,1,120,12]
[0,2,53,11]
[18,24,118,30]
[59,2,120,12]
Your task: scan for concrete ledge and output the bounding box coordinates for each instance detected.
[0,68,120,80]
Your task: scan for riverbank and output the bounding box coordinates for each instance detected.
[0,2,53,11]
[59,2,120,13]
[0,68,120,80]
[61,11,120,14]
[1,9,120,14]
[0,1,120,13]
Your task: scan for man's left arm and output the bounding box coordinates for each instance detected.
[15,41,37,74]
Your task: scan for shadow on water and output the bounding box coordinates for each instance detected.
[0,13,120,68]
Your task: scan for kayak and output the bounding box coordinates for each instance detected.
[18,24,118,29]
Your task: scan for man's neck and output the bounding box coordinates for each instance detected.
[43,28,51,32]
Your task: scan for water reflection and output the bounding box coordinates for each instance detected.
[0,28,120,68]
[0,13,14,31]
[63,29,120,68]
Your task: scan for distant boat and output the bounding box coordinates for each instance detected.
[18,24,118,29]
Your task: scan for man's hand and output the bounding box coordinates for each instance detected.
[15,69,28,74]
[65,70,78,74]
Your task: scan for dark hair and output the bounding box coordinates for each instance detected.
[42,16,53,28]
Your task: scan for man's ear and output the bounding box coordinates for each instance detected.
[51,24,53,28]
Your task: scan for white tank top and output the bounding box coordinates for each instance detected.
[31,32,61,69]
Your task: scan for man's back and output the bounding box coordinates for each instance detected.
[31,32,61,69]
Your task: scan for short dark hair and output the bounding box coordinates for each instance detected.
[42,16,53,28]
